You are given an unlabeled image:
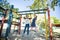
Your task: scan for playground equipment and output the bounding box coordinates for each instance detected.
[0,6,53,40]
[5,5,14,37]
[0,5,22,38]
[51,23,60,40]
[53,24,60,27]
[18,15,22,34]
[0,7,7,36]
[15,8,52,40]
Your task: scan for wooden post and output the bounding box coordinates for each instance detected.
[47,8,53,40]
[18,15,22,34]
[0,17,4,36]
[50,23,53,40]
[0,10,6,36]
[5,5,14,37]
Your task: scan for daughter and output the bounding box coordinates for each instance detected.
[23,15,30,36]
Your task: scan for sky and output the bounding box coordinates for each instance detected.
[7,0,34,11]
[5,0,60,19]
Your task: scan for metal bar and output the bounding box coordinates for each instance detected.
[18,12,46,15]
[16,9,47,13]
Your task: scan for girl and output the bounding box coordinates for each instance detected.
[31,14,37,32]
[23,15,30,36]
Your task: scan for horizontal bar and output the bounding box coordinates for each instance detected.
[53,24,60,27]
[16,9,47,13]
[18,12,46,15]
[0,6,5,11]
[0,6,47,13]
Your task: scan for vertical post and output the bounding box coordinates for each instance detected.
[47,8,52,40]
[45,13,48,40]
[29,14,31,23]
[14,25,16,31]
[5,5,13,37]
[0,10,7,36]
[0,14,4,36]
[18,15,22,34]
[50,23,53,40]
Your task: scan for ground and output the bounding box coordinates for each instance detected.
[1,27,60,40]
[7,30,46,40]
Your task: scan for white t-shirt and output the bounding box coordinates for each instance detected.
[25,18,30,24]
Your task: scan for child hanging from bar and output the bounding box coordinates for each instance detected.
[31,14,37,32]
[22,15,31,36]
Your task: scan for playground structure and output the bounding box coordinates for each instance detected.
[51,23,60,40]
[0,5,60,40]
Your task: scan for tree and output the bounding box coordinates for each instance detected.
[0,0,20,19]
[12,8,20,19]
[0,0,10,12]
[51,16,60,24]
[29,0,47,10]
[51,0,60,10]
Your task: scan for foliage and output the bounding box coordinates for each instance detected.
[0,0,10,12]
[37,16,60,30]
[51,0,60,10]
[12,8,20,19]
[0,0,19,20]
[51,16,60,24]
[26,0,60,10]
[29,0,47,10]
[36,18,46,29]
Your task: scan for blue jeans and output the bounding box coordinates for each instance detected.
[23,24,29,35]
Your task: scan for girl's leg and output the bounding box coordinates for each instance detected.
[31,27,33,30]
[35,27,37,31]
[33,27,38,32]
[27,24,29,35]
[23,25,27,34]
